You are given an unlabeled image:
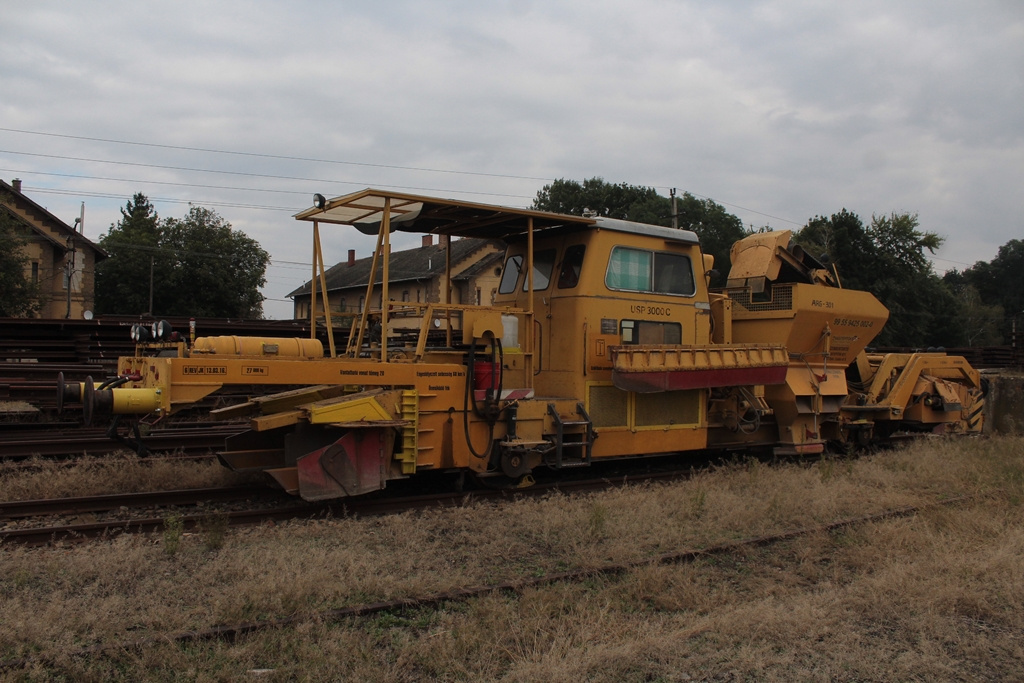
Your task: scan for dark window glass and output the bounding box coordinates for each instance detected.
[619,319,682,345]
[653,252,696,296]
[557,245,586,288]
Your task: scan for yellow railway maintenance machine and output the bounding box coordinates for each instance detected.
[60,190,986,501]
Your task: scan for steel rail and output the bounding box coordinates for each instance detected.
[0,424,246,458]
[0,468,693,547]
[0,485,276,520]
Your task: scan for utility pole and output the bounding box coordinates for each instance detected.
[147,255,154,316]
[670,188,678,230]
[65,203,84,319]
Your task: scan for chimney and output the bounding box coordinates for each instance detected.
[347,249,356,266]
[440,235,450,247]
[12,178,22,193]
[422,235,433,248]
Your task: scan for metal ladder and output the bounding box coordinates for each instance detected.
[547,402,596,468]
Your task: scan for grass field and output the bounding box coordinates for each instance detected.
[2,436,1022,681]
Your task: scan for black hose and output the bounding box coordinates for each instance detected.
[463,337,494,460]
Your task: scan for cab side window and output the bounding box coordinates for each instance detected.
[606,247,695,296]
[557,245,586,288]
[524,249,557,291]
[498,254,523,294]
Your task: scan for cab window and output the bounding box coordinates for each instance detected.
[498,254,523,294]
[606,247,695,296]
[557,245,586,288]
[524,249,557,291]
[620,320,682,345]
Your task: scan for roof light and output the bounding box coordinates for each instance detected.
[313,193,327,210]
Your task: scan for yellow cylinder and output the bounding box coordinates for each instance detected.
[110,388,163,414]
[191,336,324,358]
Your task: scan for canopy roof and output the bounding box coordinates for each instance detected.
[294,188,596,241]
[295,188,700,245]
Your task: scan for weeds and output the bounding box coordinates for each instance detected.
[690,486,707,519]
[2,436,1023,680]
[162,513,184,556]
[588,502,608,539]
[199,513,229,551]
[818,455,835,482]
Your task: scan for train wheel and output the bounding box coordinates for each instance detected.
[500,449,531,478]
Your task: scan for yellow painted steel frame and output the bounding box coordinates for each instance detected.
[583,380,708,457]
[851,352,982,422]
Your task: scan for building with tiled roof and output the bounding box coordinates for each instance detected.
[1,178,107,319]
[288,235,504,323]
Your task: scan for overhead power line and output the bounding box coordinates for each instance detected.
[0,150,536,201]
[0,126,553,182]
[0,126,809,226]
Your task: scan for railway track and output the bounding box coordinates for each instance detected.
[0,423,246,459]
[0,494,972,671]
[0,468,694,547]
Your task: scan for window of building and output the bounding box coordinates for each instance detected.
[31,262,38,283]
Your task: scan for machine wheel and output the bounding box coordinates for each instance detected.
[500,448,530,478]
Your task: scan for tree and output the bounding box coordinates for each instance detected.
[95,193,163,315]
[795,210,961,347]
[161,206,268,318]
[794,209,876,291]
[952,239,1024,342]
[941,274,1004,346]
[0,207,41,317]
[95,196,269,318]
[533,178,746,286]
[533,178,668,222]
[672,192,747,286]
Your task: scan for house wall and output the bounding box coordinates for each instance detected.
[2,181,103,319]
[292,240,504,320]
[20,231,97,319]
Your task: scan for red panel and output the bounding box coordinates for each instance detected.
[295,429,387,501]
[612,365,788,393]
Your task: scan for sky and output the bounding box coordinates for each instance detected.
[2,0,1021,319]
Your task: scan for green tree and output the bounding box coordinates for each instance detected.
[794,209,876,291]
[161,206,268,318]
[0,207,41,317]
[95,196,269,318]
[672,192,747,286]
[941,275,1004,345]
[795,210,961,347]
[95,193,163,315]
[533,178,746,286]
[952,239,1024,341]
[533,178,668,222]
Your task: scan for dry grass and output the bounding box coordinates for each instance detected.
[2,436,1023,680]
[0,452,253,500]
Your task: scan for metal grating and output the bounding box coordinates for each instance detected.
[727,283,794,312]
[588,385,628,428]
[635,390,701,427]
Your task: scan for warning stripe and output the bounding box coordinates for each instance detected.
[967,398,985,429]
[474,388,534,402]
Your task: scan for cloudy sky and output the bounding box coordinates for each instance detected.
[2,0,1021,319]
